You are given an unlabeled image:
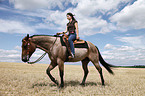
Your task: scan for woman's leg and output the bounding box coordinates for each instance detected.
[68,34,76,55]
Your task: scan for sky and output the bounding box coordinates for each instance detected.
[0,0,145,66]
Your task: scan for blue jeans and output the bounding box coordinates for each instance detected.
[68,34,76,55]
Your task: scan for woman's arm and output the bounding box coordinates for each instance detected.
[64,26,68,33]
[75,22,79,40]
[57,26,68,35]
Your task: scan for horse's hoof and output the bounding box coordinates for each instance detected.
[55,80,59,86]
[80,83,85,86]
[102,84,105,87]
[59,84,64,89]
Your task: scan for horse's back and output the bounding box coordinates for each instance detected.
[64,41,98,62]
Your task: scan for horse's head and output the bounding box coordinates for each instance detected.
[21,34,36,62]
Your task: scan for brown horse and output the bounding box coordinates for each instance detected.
[21,34,114,88]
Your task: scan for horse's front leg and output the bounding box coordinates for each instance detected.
[81,58,90,86]
[57,58,64,88]
[46,62,59,85]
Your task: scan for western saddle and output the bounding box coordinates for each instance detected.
[62,33,85,57]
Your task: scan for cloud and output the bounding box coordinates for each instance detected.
[104,44,115,49]
[15,45,21,50]
[116,36,145,49]
[0,48,20,62]
[103,35,145,65]
[0,19,35,34]
[7,0,133,36]
[73,16,109,35]
[66,0,132,35]
[102,44,145,65]
[9,0,77,10]
[75,0,130,16]
[9,0,49,10]
[0,46,50,64]
[43,10,67,30]
[110,0,145,30]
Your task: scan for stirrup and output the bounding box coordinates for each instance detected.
[68,53,75,59]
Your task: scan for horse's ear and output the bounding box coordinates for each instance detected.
[26,34,29,40]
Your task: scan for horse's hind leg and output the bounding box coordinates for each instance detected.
[80,57,90,85]
[46,62,59,85]
[93,61,105,86]
[89,56,105,85]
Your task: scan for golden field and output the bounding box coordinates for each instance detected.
[0,62,145,96]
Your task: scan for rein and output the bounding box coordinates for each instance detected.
[27,35,58,64]
[27,52,47,64]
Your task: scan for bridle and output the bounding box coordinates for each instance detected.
[26,41,31,61]
[23,36,58,64]
[22,39,31,61]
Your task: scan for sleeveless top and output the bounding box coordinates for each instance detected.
[67,20,77,34]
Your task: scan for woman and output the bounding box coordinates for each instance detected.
[57,13,79,58]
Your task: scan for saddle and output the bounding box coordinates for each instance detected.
[60,33,88,48]
[60,33,88,61]
[74,39,85,44]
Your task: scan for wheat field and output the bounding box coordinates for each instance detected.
[0,62,145,96]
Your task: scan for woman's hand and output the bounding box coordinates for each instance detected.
[76,36,80,40]
[57,32,67,35]
[57,32,61,35]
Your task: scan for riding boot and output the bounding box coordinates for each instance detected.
[68,52,75,59]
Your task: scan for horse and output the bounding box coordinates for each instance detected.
[21,34,114,88]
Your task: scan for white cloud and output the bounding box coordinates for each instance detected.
[117,46,136,52]
[15,46,21,50]
[9,0,77,10]
[104,44,115,49]
[67,0,132,35]
[0,47,50,64]
[77,16,109,35]
[43,10,67,30]
[0,49,19,55]
[9,0,49,10]
[116,36,145,49]
[0,48,20,62]
[9,0,130,12]
[0,19,35,34]
[7,0,133,36]
[102,44,145,65]
[75,0,130,16]
[102,35,145,65]
[110,0,145,30]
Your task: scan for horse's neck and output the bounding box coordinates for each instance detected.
[31,36,57,51]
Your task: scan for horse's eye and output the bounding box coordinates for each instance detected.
[24,45,27,49]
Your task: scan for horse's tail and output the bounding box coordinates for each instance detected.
[96,46,114,74]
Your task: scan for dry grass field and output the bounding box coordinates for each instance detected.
[0,62,145,96]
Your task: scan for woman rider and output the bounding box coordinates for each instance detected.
[57,13,79,58]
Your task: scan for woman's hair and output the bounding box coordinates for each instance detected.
[67,13,76,21]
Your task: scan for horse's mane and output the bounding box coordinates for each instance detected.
[30,35,61,38]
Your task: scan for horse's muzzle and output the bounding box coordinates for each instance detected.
[22,55,29,62]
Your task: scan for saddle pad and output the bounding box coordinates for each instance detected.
[60,37,88,48]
